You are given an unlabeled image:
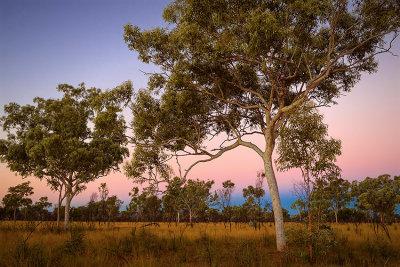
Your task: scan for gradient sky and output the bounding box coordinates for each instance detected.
[1,0,399,213]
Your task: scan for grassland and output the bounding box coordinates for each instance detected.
[0,221,399,266]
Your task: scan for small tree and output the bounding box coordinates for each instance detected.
[352,174,400,224]
[98,183,110,224]
[290,199,306,222]
[276,103,341,261]
[181,179,216,224]
[276,103,341,227]
[33,196,52,221]
[2,182,34,221]
[162,177,185,224]
[0,83,130,229]
[318,177,351,223]
[87,192,99,223]
[217,180,235,231]
[243,177,266,230]
[105,195,123,222]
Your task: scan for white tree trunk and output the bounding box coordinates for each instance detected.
[64,190,72,230]
[264,157,286,251]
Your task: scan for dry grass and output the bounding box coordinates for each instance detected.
[0,221,399,266]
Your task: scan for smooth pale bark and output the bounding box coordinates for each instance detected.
[263,157,286,251]
[64,190,71,230]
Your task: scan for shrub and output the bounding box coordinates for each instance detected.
[63,227,86,255]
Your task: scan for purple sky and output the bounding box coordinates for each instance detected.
[1,0,399,211]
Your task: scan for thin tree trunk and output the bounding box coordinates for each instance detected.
[13,208,16,222]
[264,158,286,251]
[57,189,62,227]
[189,209,192,224]
[57,204,61,227]
[335,208,338,224]
[307,175,313,263]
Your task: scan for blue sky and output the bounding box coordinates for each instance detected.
[0,0,169,105]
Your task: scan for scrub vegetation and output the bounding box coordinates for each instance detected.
[0,221,399,266]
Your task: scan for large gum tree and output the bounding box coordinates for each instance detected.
[123,0,400,250]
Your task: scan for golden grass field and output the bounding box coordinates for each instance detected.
[0,221,399,266]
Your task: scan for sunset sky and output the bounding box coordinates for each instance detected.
[1,0,399,212]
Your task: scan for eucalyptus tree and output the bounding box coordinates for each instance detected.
[33,196,52,221]
[290,199,306,222]
[276,103,341,230]
[217,180,235,231]
[243,175,266,230]
[318,177,351,223]
[181,179,216,224]
[0,82,130,229]
[98,183,110,224]
[127,187,146,222]
[1,181,34,221]
[162,176,185,224]
[352,174,400,224]
[105,195,124,222]
[124,0,400,250]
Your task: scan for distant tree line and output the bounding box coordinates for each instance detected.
[1,174,399,226]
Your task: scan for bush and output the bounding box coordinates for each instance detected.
[63,227,86,255]
[364,237,397,266]
[286,225,338,263]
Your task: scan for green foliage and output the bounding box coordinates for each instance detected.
[276,102,342,180]
[127,187,162,222]
[105,195,124,222]
[316,176,351,222]
[162,177,186,222]
[352,174,400,223]
[0,83,130,227]
[217,180,235,226]
[124,0,399,249]
[181,179,217,223]
[124,145,173,192]
[63,227,86,255]
[2,182,34,220]
[286,225,338,263]
[124,0,400,154]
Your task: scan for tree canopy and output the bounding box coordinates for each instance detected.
[352,174,400,224]
[123,0,400,250]
[0,82,131,229]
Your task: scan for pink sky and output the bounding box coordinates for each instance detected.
[1,55,399,207]
[0,0,399,209]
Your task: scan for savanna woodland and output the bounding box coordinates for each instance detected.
[1,0,399,266]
